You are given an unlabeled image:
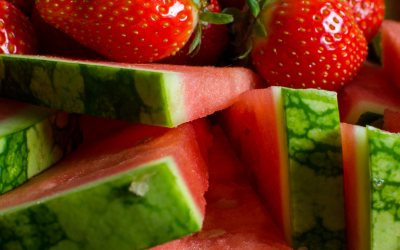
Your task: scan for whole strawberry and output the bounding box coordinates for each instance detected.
[349,0,385,43]
[35,0,232,63]
[0,0,37,54]
[159,0,228,66]
[251,0,368,91]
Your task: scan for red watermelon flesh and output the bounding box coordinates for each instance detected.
[382,109,400,133]
[216,88,290,243]
[151,125,291,250]
[337,62,400,124]
[382,20,400,91]
[341,123,370,250]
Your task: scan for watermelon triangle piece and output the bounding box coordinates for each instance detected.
[338,63,400,125]
[151,124,291,250]
[342,124,400,250]
[0,120,211,250]
[0,55,266,128]
[217,87,347,249]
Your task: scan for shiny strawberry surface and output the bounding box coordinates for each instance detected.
[36,0,198,63]
[251,0,368,91]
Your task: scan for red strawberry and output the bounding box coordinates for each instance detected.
[35,0,232,63]
[348,0,385,43]
[35,0,198,63]
[31,5,106,59]
[5,0,34,16]
[159,0,228,66]
[250,0,368,91]
[0,0,37,54]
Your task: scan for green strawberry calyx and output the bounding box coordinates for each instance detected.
[189,0,233,56]
[223,0,269,60]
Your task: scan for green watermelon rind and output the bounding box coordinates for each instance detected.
[0,156,203,250]
[280,88,347,250]
[367,126,400,250]
[351,125,371,250]
[0,112,82,194]
[0,55,191,128]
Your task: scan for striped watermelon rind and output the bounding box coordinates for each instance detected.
[0,156,203,250]
[280,88,347,249]
[368,126,400,249]
[0,55,176,127]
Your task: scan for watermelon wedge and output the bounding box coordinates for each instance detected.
[152,125,291,250]
[381,20,400,91]
[0,121,211,250]
[0,54,265,128]
[217,87,346,249]
[342,124,400,250]
[338,63,400,126]
[0,97,82,194]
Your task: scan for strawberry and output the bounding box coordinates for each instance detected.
[31,5,106,59]
[249,0,368,91]
[159,0,228,66]
[35,0,232,63]
[5,0,34,16]
[348,0,385,43]
[0,0,37,54]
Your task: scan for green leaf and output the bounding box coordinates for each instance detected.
[252,18,267,37]
[258,0,270,10]
[190,39,202,57]
[222,7,244,23]
[199,12,234,24]
[246,0,260,17]
[372,32,382,62]
[235,39,253,60]
[189,24,202,55]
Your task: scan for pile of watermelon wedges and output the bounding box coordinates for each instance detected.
[0,0,400,249]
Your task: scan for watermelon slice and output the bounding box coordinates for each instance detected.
[382,109,400,133]
[342,124,400,250]
[381,20,400,91]
[0,54,265,128]
[338,63,400,126]
[217,87,346,249]
[0,120,210,249]
[152,125,291,250]
[0,97,82,194]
